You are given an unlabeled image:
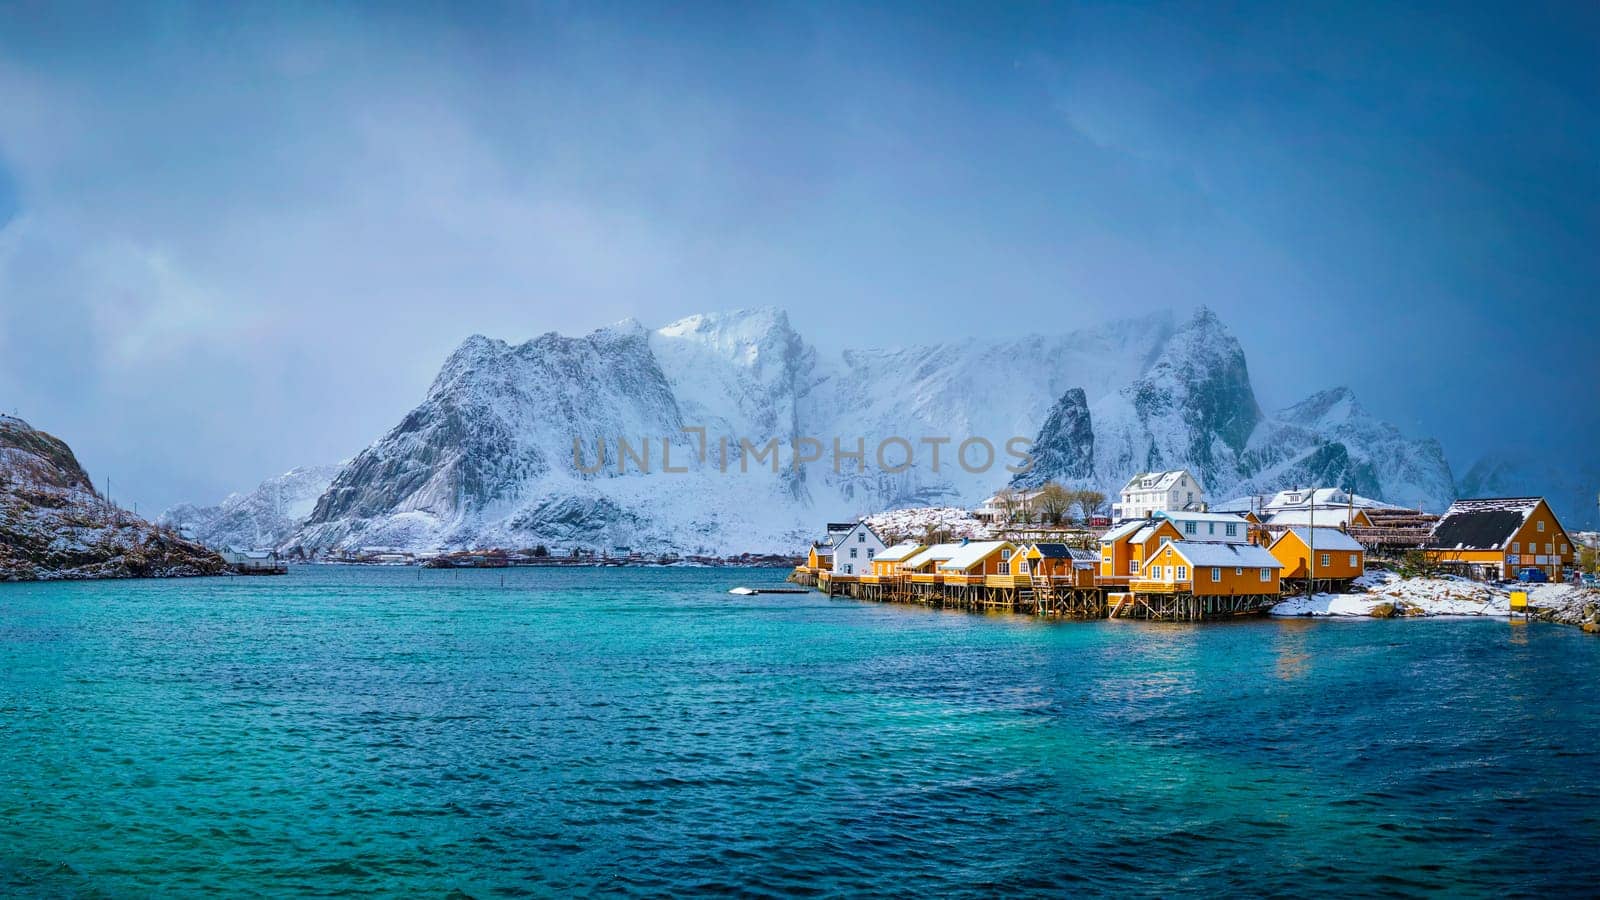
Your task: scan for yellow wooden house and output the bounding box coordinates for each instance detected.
[1132,540,1285,596]
[1268,527,1365,583]
[1424,497,1575,581]
[1099,519,1184,585]
[935,541,1018,586]
[867,542,926,580]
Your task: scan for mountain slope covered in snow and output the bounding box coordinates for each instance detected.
[159,464,343,550]
[288,307,1460,555]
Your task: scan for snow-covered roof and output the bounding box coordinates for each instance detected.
[1212,487,1400,515]
[901,542,964,570]
[1274,527,1364,553]
[1264,509,1365,528]
[937,541,1012,572]
[1119,469,1196,493]
[1165,541,1283,569]
[1155,510,1252,525]
[1428,498,1549,551]
[1100,520,1148,543]
[832,521,882,547]
[876,542,925,563]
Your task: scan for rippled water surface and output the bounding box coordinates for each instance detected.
[3,566,1599,896]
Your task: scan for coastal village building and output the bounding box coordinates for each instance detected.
[1268,527,1365,585]
[1262,508,1374,530]
[975,488,1045,523]
[870,542,925,578]
[1113,469,1204,521]
[1153,510,1254,544]
[829,522,887,576]
[935,541,1018,584]
[1133,541,1285,597]
[1424,497,1574,581]
[1018,542,1099,588]
[1099,519,1184,584]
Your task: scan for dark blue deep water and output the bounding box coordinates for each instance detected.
[3,566,1598,896]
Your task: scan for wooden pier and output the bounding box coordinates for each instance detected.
[792,565,1278,622]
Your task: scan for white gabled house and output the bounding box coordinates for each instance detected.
[1113,469,1205,521]
[831,521,887,576]
[1153,510,1252,544]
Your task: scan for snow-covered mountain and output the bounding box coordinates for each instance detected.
[159,463,342,550]
[1,414,223,580]
[288,307,1459,555]
[1014,314,1455,511]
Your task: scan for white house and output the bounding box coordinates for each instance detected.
[1113,469,1205,521]
[1153,510,1252,544]
[831,522,887,576]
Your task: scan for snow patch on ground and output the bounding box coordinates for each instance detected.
[1271,570,1599,622]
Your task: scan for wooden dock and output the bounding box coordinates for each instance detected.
[791,565,1278,622]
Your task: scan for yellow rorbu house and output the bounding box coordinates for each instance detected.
[1268,527,1365,586]
[864,542,925,583]
[1099,519,1184,585]
[935,541,1017,586]
[900,543,964,585]
[1133,540,1285,597]
[1424,497,1575,581]
[1016,542,1099,589]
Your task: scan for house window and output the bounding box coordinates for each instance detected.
[1226,523,1238,537]
[1208,522,1215,535]
[1129,561,1138,575]
[1000,547,1012,560]
[844,564,853,574]
[1512,542,1520,553]
[1152,565,1163,580]
[867,548,875,558]
[1562,543,1568,554]
[1546,543,1554,555]
[1320,554,1331,567]
[850,548,858,559]
[1538,521,1546,532]
[1185,522,1197,534]
[1235,567,1243,575]
[1176,566,1188,581]
[998,562,1010,575]
[1260,567,1272,582]
[858,532,865,542]
[1211,567,1222,582]
[1020,561,1030,574]
[1349,554,1358,567]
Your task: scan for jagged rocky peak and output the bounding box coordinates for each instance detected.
[1152,305,1263,451]
[1279,386,1364,429]
[1013,388,1094,489]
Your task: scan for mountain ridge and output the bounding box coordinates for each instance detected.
[273,306,1461,555]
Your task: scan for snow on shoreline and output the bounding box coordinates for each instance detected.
[1270,570,1597,626]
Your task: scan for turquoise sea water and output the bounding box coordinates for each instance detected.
[3,565,1598,897]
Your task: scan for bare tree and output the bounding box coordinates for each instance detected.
[1075,490,1106,523]
[1037,482,1072,526]
[994,487,1020,524]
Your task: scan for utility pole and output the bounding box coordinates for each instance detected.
[1309,496,1316,594]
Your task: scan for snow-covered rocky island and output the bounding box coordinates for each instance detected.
[0,415,225,581]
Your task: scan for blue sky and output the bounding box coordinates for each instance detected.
[0,1,1596,512]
